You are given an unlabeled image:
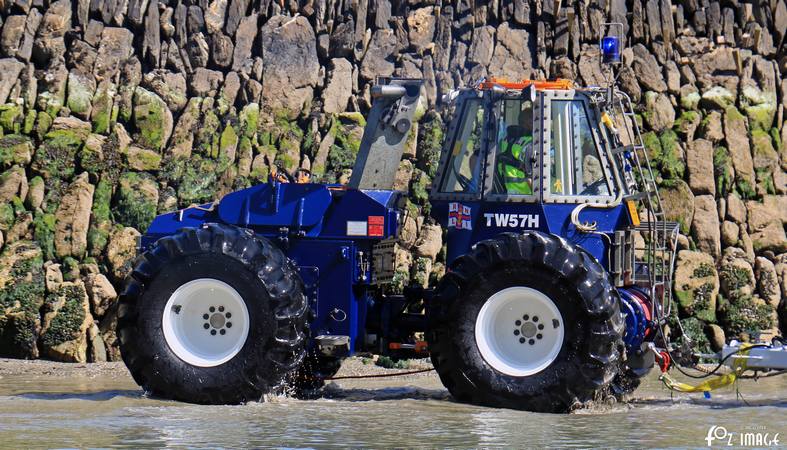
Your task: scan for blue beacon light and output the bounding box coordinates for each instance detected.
[601,36,621,63]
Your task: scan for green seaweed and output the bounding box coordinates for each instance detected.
[416,114,444,178]
[114,172,158,231]
[40,284,86,348]
[713,146,733,197]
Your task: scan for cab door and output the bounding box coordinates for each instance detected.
[540,90,627,266]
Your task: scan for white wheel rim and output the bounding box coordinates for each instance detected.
[475,286,565,377]
[162,278,250,367]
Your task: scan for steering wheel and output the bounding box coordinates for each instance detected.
[580,179,607,196]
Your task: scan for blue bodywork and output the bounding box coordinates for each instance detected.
[431,200,630,266]
[143,182,402,353]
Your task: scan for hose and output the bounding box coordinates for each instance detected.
[326,368,435,381]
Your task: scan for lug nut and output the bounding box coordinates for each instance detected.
[519,337,525,344]
[536,334,543,340]
[532,316,539,322]
[225,312,231,319]
[210,330,217,335]
[538,324,544,330]
[219,306,225,312]
[209,306,216,313]
[220,329,226,335]
[523,315,529,321]
[529,339,535,345]
[514,330,520,336]
[203,323,209,329]
[515,320,522,326]
[203,314,209,320]
[226,322,232,328]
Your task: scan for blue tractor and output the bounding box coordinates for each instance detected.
[118,67,681,412]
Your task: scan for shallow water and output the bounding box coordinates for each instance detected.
[0,369,785,448]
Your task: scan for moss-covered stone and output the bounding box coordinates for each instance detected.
[735,177,757,200]
[132,87,173,151]
[656,129,685,180]
[0,104,23,133]
[61,257,80,282]
[25,176,44,210]
[0,241,46,359]
[674,251,719,323]
[113,172,159,231]
[673,110,700,139]
[195,109,221,157]
[717,294,775,341]
[680,90,701,110]
[126,146,162,171]
[87,179,112,257]
[239,103,259,139]
[219,123,239,168]
[272,113,304,172]
[39,281,90,362]
[740,85,776,132]
[91,82,116,135]
[31,129,86,181]
[325,113,365,182]
[66,71,95,119]
[161,155,220,206]
[713,146,734,198]
[22,109,35,135]
[0,134,33,168]
[659,179,694,234]
[32,212,56,261]
[34,111,53,141]
[0,203,13,231]
[700,86,735,109]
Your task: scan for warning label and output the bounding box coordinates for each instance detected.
[368,216,384,237]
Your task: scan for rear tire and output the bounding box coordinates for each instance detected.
[427,232,624,413]
[118,224,308,404]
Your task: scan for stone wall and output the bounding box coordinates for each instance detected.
[0,0,785,361]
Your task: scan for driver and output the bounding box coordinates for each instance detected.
[496,107,534,195]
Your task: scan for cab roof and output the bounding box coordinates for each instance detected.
[477,78,574,91]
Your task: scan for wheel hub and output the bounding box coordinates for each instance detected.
[162,278,250,367]
[475,286,565,377]
[207,310,229,330]
[520,321,537,338]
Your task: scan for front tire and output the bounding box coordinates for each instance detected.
[427,232,624,413]
[118,224,308,404]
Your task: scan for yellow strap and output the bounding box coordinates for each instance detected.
[659,344,754,393]
[660,372,738,393]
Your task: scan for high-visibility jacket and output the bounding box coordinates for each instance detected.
[497,135,533,194]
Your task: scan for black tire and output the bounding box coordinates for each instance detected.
[118,223,308,404]
[611,371,642,398]
[427,232,625,413]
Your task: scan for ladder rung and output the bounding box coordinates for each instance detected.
[624,192,648,201]
[612,145,638,155]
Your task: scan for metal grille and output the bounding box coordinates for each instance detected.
[609,91,680,321]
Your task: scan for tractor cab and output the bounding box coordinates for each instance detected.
[430,79,631,266]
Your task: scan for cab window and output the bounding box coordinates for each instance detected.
[492,99,535,195]
[440,99,484,193]
[549,100,611,197]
